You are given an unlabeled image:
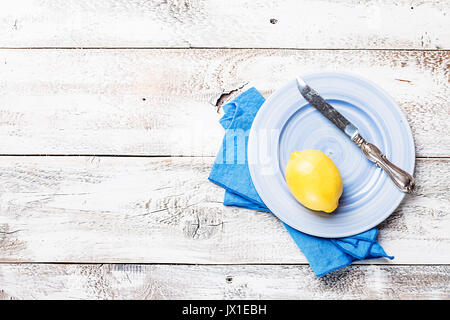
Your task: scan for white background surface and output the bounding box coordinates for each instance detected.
[0,0,449,299]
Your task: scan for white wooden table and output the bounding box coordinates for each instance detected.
[0,0,449,299]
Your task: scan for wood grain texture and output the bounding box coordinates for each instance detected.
[0,0,448,49]
[0,0,449,298]
[0,49,448,156]
[0,263,448,299]
[0,156,448,264]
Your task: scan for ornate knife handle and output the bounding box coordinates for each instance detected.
[353,134,415,193]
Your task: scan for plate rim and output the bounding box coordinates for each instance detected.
[248,71,415,238]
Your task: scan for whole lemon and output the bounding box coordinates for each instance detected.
[285,149,343,213]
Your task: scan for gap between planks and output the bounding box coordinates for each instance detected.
[0,261,449,266]
[0,155,447,160]
[0,47,449,51]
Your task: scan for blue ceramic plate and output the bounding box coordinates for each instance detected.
[248,72,415,238]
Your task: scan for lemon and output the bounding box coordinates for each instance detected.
[285,149,343,213]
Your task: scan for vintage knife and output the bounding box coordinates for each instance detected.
[295,76,415,193]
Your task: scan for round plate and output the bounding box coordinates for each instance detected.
[248,72,415,238]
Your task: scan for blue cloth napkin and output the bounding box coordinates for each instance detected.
[209,87,393,277]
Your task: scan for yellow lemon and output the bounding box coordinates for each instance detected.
[285,149,343,213]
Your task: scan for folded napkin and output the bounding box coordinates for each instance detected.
[209,88,393,277]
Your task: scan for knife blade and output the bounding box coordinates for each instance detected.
[295,76,415,193]
[296,77,359,141]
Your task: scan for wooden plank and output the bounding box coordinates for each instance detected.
[0,156,448,264]
[0,263,448,299]
[0,0,448,49]
[0,49,448,157]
